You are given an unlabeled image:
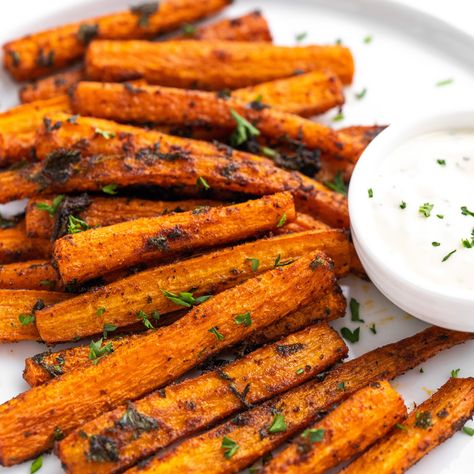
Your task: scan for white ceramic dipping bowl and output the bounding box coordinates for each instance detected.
[349,109,474,332]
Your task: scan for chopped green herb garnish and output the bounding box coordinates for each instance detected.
[246,258,260,272]
[234,312,252,327]
[30,455,43,474]
[451,368,460,378]
[36,195,65,216]
[400,201,407,209]
[324,172,347,195]
[221,436,239,459]
[349,297,364,322]
[355,88,367,100]
[436,78,453,87]
[230,109,260,146]
[88,338,113,363]
[369,323,377,334]
[462,239,473,249]
[295,32,307,42]
[96,307,106,316]
[337,381,346,391]
[209,326,224,341]
[301,428,325,443]
[274,254,296,268]
[437,159,446,166]
[461,206,474,217]
[418,202,434,218]
[432,242,441,247]
[436,214,444,219]
[181,23,197,37]
[396,423,408,431]
[19,313,35,325]
[268,414,287,434]
[67,215,90,234]
[137,310,155,330]
[260,146,278,158]
[103,323,117,338]
[196,176,210,190]
[40,279,56,289]
[335,38,342,45]
[340,327,360,343]
[415,411,433,429]
[162,289,211,307]
[363,35,373,44]
[276,212,287,228]
[296,368,305,375]
[332,111,345,122]
[94,128,116,139]
[368,188,374,198]
[442,249,456,262]
[463,426,474,436]
[102,184,118,195]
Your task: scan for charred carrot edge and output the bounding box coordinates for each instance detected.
[264,381,406,474]
[19,69,84,103]
[0,251,335,465]
[53,192,296,284]
[0,95,71,166]
[0,290,68,342]
[57,323,347,473]
[37,229,350,342]
[233,70,344,117]
[341,377,474,474]
[84,39,354,88]
[125,326,473,474]
[71,81,361,163]
[3,0,232,81]
[0,221,51,264]
[26,196,222,239]
[0,260,60,291]
[26,288,346,386]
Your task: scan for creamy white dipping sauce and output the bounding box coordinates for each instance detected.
[368,129,474,296]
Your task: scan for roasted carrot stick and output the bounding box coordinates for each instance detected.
[0,260,60,291]
[0,221,51,264]
[341,377,474,474]
[3,0,232,81]
[232,71,344,117]
[0,251,336,465]
[26,195,221,239]
[125,326,473,474]
[71,81,362,163]
[57,323,347,473]
[0,290,67,342]
[53,192,295,284]
[263,381,406,474]
[37,229,350,342]
[85,39,354,88]
[0,95,71,166]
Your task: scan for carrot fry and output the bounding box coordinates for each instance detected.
[278,212,329,233]
[0,95,71,166]
[0,260,60,291]
[57,323,347,474]
[53,192,295,284]
[126,326,473,474]
[3,0,232,80]
[0,221,51,264]
[0,290,67,342]
[341,377,474,474]
[0,251,335,465]
[232,71,344,117]
[37,229,349,342]
[84,39,354,88]
[263,381,406,474]
[71,81,362,163]
[26,196,221,239]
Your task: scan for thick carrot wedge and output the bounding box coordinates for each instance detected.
[0,260,60,291]
[264,381,406,474]
[19,68,83,103]
[0,95,71,166]
[341,377,474,474]
[0,290,67,342]
[3,0,231,80]
[0,250,335,465]
[26,288,346,386]
[53,192,295,284]
[279,213,329,233]
[126,326,473,474]
[233,71,344,117]
[85,39,354,88]
[26,196,221,239]
[0,221,51,264]
[71,82,362,163]
[57,323,347,474]
[37,229,350,342]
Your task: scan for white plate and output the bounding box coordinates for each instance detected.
[0,1,473,473]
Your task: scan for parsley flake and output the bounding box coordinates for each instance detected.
[355,88,367,100]
[36,195,64,216]
[94,128,116,139]
[182,23,197,37]
[442,249,456,262]
[324,172,347,195]
[369,323,377,334]
[246,258,260,272]
[461,206,474,217]
[436,78,454,87]
[96,307,106,316]
[102,184,119,195]
[432,242,441,247]
[368,188,374,198]
[418,202,434,218]
[276,212,287,228]
[463,426,474,436]
[415,411,433,429]
[230,109,260,147]
[89,338,113,363]
[19,313,35,325]
[332,111,345,122]
[268,413,287,434]
[234,312,252,327]
[274,254,296,268]
[301,428,325,443]
[221,436,239,459]
[349,297,364,322]
[68,215,90,234]
[196,176,210,190]
[295,32,307,42]
[363,35,373,44]
[340,327,360,343]
[436,159,446,166]
[400,201,407,209]
[209,326,224,341]
[162,289,211,307]
[451,368,460,378]
[103,323,117,338]
[137,310,155,330]
[30,455,43,474]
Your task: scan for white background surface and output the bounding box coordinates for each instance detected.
[0,1,473,473]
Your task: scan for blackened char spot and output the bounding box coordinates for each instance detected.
[31,148,82,188]
[87,435,119,462]
[51,193,91,241]
[275,343,305,356]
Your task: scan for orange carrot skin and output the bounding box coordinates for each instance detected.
[263,381,407,474]
[84,39,354,88]
[3,0,232,80]
[341,377,474,474]
[0,260,60,291]
[57,323,347,474]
